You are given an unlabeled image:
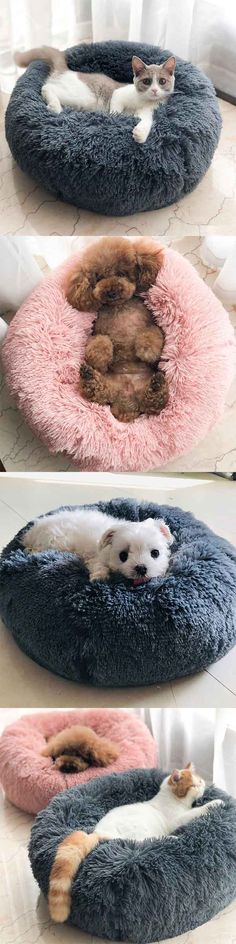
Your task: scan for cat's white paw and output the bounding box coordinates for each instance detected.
[132,124,148,144]
[210,799,224,809]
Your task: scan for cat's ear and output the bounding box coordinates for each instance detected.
[186,762,195,771]
[132,56,146,76]
[134,239,164,291]
[162,56,176,76]
[169,769,181,783]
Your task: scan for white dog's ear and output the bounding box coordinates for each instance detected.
[157,519,174,545]
[143,517,173,544]
[99,529,116,550]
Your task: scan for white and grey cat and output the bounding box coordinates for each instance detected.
[48,763,224,923]
[15,47,176,144]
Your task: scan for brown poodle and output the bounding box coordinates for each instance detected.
[65,236,169,423]
[41,724,119,773]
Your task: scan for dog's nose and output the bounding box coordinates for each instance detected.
[135,564,147,576]
[106,289,118,298]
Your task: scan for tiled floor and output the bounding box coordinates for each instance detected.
[0,471,235,708]
[0,94,236,239]
[0,707,236,944]
[0,234,235,473]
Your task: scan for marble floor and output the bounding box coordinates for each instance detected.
[0,235,235,473]
[0,471,235,709]
[0,94,236,240]
[1,707,236,944]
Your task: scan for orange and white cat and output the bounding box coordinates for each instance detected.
[14,47,175,144]
[48,763,224,923]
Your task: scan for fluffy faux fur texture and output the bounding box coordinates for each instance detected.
[0,709,157,814]
[41,724,119,772]
[0,499,236,688]
[6,41,221,215]
[29,768,236,942]
[48,763,224,923]
[2,245,235,471]
[66,237,168,422]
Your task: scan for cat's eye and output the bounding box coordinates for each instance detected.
[151,549,160,558]
[119,550,128,562]
[142,78,152,87]
[159,78,166,86]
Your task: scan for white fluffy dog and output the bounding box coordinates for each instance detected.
[23,508,173,585]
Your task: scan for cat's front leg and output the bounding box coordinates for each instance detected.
[133,109,153,144]
[181,799,224,827]
[110,89,125,115]
[42,84,62,114]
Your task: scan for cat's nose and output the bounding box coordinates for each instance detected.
[135,564,147,576]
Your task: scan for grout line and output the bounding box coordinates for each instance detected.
[170,683,177,705]
[0,498,28,524]
[206,668,236,698]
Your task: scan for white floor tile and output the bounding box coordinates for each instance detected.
[172,671,236,708]
[207,648,236,696]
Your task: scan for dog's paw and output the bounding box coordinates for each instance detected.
[89,565,110,582]
[80,363,93,380]
[135,329,164,364]
[93,741,119,766]
[132,123,148,144]
[150,371,167,391]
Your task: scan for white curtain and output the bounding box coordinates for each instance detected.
[0,0,92,91]
[91,0,236,97]
[213,711,236,796]
[1,0,235,95]
[0,237,42,311]
[136,709,236,797]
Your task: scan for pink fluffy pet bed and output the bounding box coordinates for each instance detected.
[0,708,157,815]
[2,245,235,471]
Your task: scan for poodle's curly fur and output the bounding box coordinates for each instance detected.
[66,237,169,422]
[41,724,119,773]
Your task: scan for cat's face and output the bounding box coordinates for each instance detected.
[166,762,205,802]
[132,56,175,103]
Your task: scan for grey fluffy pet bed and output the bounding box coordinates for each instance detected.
[0,499,236,688]
[29,768,236,942]
[5,41,221,215]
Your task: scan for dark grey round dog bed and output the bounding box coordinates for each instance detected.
[0,499,236,688]
[5,41,221,215]
[29,767,236,942]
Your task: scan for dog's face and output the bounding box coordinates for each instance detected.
[99,517,173,585]
[66,237,163,312]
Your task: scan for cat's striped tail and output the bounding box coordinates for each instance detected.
[48,830,100,923]
[14,46,66,73]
